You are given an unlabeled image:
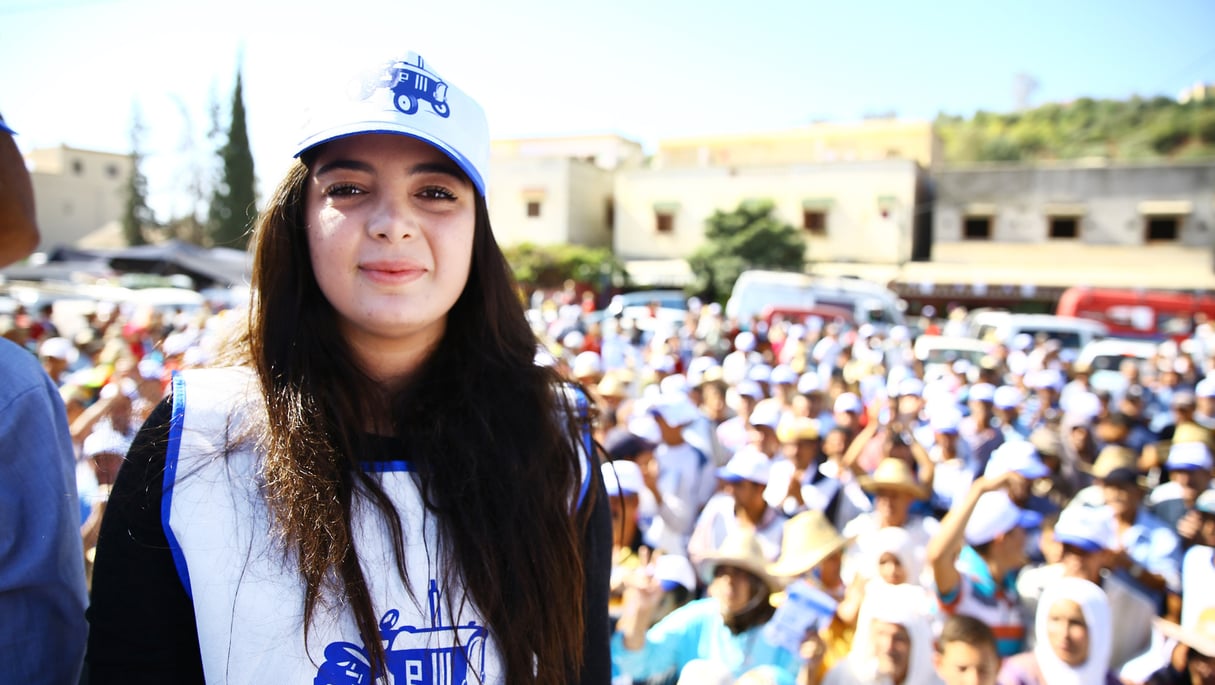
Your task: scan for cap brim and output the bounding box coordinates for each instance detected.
[1017,509,1044,529]
[296,126,486,195]
[766,536,856,579]
[1017,464,1052,480]
[1054,533,1104,553]
[858,478,928,500]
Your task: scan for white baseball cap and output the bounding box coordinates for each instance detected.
[294,51,490,195]
[601,460,645,497]
[717,446,772,485]
[1167,441,1214,472]
[83,428,132,460]
[834,392,863,414]
[964,491,1042,546]
[984,440,1051,480]
[1053,505,1117,553]
[993,385,1024,410]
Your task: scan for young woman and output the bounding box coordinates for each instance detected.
[86,50,611,685]
[997,577,1119,685]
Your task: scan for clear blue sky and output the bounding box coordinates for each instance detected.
[2,0,1213,219]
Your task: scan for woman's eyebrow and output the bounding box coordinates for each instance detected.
[314,159,374,176]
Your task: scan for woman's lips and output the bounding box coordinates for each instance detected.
[359,261,426,285]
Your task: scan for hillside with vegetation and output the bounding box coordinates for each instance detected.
[936,95,1215,163]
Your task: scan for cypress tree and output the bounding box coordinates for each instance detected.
[208,66,257,249]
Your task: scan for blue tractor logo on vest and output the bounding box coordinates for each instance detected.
[315,580,487,685]
[375,55,451,118]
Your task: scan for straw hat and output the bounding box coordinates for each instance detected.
[697,529,784,593]
[1086,445,1137,478]
[1153,607,1215,658]
[766,511,853,579]
[857,458,928,499]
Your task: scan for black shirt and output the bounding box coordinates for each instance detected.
[86,397,613,684]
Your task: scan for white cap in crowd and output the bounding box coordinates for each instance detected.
[929,406,963,434]
[834,392,863,415]
[984,440,1051,480]
[748,398,783,430]
[653,554,698,593]
[964,491,1042,546]
[601,460,645,497]
[797,372,823,395]
[1053,505,1118,553]
[770,364,799,386]
[735,380,765,400]
[83,428,132,461]
[734,331,756,352]
[993,385,1023,410]
[1167,442,1214,472]
[39,337,79,364]
[716,446,772,485]
[968,382,996,404]
[571,351,603,378]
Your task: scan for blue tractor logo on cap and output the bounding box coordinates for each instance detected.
[377,55,450,118]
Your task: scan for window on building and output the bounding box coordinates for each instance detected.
[526,200,542,218]
[105,164,120,179]
[656,212,675,233]
[605,198,615,231]
[1049,216,1079,239]
[71,159,84,176]
[803,210,827,235]
[1146,216,1180,242]
[963,216,992,240]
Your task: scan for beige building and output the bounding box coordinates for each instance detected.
[654,119,942,171]
[487,134,643,249]
[611,158,928,285]
[26,146,132,251]
[909,160,1215,310]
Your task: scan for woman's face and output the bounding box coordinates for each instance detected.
[1047,599,1090,667]
[709,565,760,615]
[878,551,908,585]
[306,134,475,374]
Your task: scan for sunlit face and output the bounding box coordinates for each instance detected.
[709,565,761,615]
[878,551,908,585]
[1047,599,1090,667]
[306,134,475,371]
[607,493,639,548]
[872,620,912,682]
[875,488,913,527]
[1060,544,1106,584]
[935,641,999,685]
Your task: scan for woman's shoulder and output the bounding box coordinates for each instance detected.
[996,651,1041,685]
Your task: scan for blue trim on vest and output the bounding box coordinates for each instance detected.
[574,388,593,511]
[360,460,414,473]
[163,372,193,599]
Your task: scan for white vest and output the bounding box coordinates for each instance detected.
[164,367,592,684]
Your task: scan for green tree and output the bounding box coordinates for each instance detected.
[207,66,257,249]
[687,199,805,303]
[502,242,622,291]
[121,103,154,246]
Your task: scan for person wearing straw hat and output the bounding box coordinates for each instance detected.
[1146,608,1215,685]
[688,446,786,565]
[613,530,815,685]
[841,456,939,587]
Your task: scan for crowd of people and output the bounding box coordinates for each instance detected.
[531,288,1215,685]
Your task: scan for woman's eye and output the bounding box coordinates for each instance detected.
[418,185,457,201]
[324,183,363,197]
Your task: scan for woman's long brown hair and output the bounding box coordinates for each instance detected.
[241,159,592,683]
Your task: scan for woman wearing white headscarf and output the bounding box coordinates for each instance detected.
[823,582,942,685]
[997,577,1119,685]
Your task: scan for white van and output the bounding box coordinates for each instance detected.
[965,311,1108,352]
[725,270,906,329]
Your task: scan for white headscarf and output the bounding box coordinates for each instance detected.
[871,526,921,585]
[1034,578,1112,685]
[844,583,941,685]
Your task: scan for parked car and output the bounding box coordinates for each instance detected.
[726,270,906,330]
[964,311,1108,352]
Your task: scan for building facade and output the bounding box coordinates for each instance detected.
[26,146,132,251]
